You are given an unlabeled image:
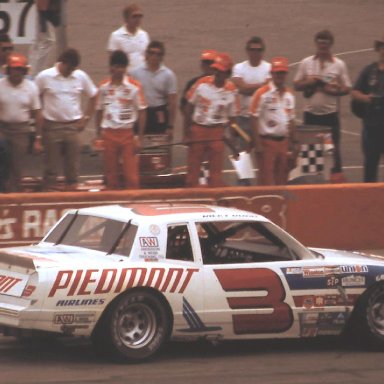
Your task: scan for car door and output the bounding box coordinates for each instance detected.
[196,219,300,339]
[164,223,206,335]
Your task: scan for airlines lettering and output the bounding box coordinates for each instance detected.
[48,267,199,297]
[0,275,22,293]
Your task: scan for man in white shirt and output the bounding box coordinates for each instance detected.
[0,53,42,192]
[294,30,351,182]
[96,50,147,190]
[107,3,149,73]
[35,48,98,191]
[232,36,271,185]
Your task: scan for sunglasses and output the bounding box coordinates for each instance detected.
[148,51,163,56]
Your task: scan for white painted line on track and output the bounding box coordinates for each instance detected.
[289,47,374,67]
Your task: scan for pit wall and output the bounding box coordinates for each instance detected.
[1,183,383,250]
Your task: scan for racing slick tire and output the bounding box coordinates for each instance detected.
[92,290,172,362]
[350,283,384,349]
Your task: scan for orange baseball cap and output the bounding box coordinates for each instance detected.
[211,52,233,72]
[201,49,217,61]
[7,52,28,68]
[271,57,289,72]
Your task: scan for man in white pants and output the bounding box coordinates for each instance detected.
[35,48,98,190]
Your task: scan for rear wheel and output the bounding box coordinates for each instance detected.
[92,290,171,361]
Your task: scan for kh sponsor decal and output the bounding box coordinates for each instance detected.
[139,237,159,247]
[139,236,162,260]
[54,313,95,325]
[48,267,199,297]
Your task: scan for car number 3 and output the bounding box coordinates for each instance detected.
[214,268,294,334]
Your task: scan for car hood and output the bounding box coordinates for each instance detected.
[0,242,121,270]
[310,247,384,265]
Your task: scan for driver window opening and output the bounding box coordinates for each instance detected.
[166,225,194,262]
[196,221,295,264]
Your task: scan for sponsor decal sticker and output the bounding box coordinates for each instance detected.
[54,313,95,325]
[139,236,162,260]
[149,224,160,235]
[376,274,384,282]
[340,265,368,274]
[326,276,340,287]
[341,275,366,287]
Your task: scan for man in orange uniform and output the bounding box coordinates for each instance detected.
[96,50,147,189]
[184,53,240,187]
[249,57,297,185]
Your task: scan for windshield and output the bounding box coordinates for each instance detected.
[44,213,138,256]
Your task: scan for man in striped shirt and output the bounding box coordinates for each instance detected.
[184,52,240,187]
[96,50,147,189]
[250,57,297,185]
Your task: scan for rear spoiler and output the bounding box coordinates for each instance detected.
[0,251,36,270]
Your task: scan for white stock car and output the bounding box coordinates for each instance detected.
[1,204,384,361]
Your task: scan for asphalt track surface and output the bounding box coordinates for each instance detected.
[1,335,384,384]
[22,0,384,184]
[2,1,384,383]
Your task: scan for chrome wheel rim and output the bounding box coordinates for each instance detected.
[116,303,157,349]
[368,290,384,335]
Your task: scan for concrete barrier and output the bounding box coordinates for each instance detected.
[0,183,383,250]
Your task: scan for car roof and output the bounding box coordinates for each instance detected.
[71,203,267,224]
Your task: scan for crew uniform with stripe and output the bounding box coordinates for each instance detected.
[250,57,296,185]
[185,53,240,187]
[97,76,147,189]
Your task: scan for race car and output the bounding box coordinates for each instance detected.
[0,203,384,361]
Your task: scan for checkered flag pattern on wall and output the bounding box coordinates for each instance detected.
[198,162,209,185]
[299,143,325,173]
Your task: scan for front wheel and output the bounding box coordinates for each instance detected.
[350,283,384,349]
[92,290,171,361]
[365,284,384,346]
